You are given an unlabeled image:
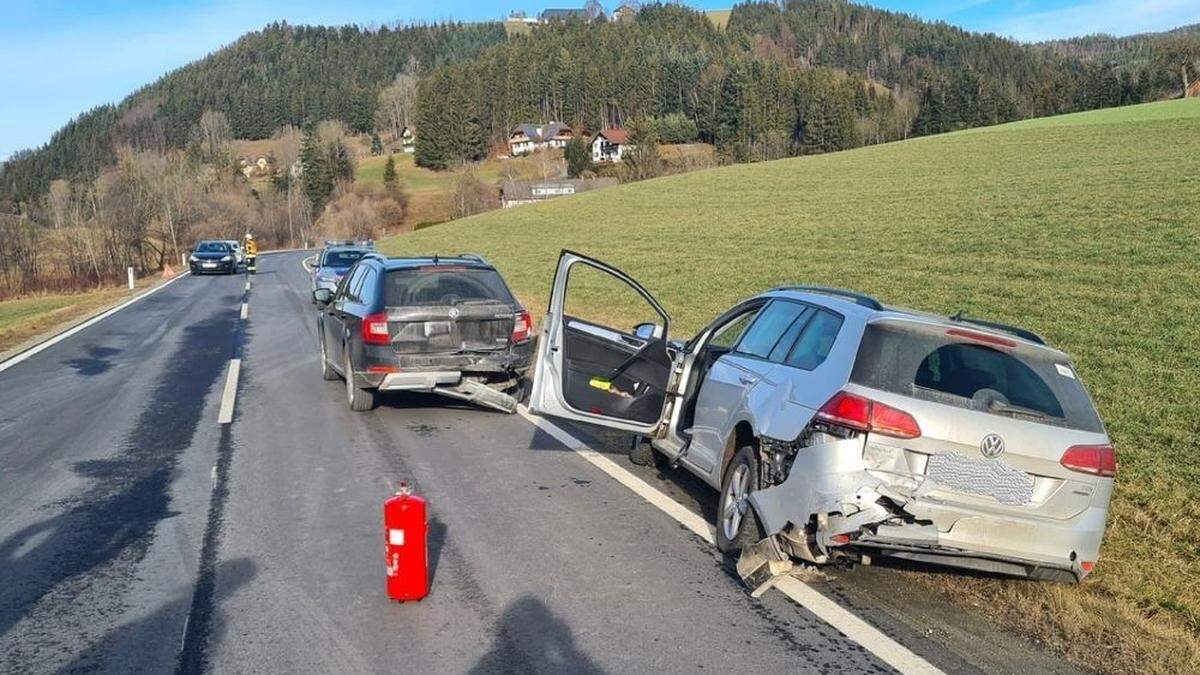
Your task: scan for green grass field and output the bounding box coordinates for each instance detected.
[356,153,505,194]
[0,286,142,354]
[379,98,1200,672]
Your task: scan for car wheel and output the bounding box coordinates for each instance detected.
[715,445,771,554]
[319,334,338,381]
[344,349,376,412]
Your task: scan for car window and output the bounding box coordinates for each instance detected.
[339,265,363,300]
[850,320,1104,432]
[708,309,760,350]
[767,306,816,362]
[196,241,229,253]
[784,309,842,370]
[386,267,515,307]
[735,300,808,359]
[349,266,372,302]
[322,250,366,268]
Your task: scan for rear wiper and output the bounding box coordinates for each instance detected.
[988,400,1049,421]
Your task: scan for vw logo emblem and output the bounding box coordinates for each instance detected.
[448,307,460,319]
[980,433,1005,459]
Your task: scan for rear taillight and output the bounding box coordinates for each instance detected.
[816,391,921,439]
[1060,444,1116,478]
[362,312,391,345]
[512,310,532,343]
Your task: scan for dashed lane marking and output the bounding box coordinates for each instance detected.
[217,359,241,425]
[240,302,248,320]
[515,405,943,675]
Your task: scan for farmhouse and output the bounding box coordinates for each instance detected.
[591,128,633,163]
[507,122,575,156]
[400,126,416,153]
[613,3,638,23]
[501,177,618,208]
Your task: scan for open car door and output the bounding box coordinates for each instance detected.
[529,250,674,435]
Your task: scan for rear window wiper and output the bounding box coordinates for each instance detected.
[988,399,1050,421]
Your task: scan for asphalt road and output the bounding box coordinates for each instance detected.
[0,251,1079,674]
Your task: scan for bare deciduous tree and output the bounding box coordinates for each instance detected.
[377,57,420,145]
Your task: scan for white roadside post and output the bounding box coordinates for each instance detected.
[181,252,187,268]
[127,267,135,290]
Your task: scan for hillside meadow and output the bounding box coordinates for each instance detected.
[380,98,1200,673]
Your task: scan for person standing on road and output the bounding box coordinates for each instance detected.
[244,231,258,274]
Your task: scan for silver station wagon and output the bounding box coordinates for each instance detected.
[530,251,1114,583]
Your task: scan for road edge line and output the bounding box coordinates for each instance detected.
[515,405,942,675]
[0,272,191,374]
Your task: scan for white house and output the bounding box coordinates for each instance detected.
[400,126,416,153]
[591,128,633,163]
[508,122,575,156]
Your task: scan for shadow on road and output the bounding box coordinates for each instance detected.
[63,345,121,375]
[469,595,605,675]
[60,557,257,673]
[0,315,237,642]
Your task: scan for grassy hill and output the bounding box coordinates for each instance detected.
[380,98,1200,673]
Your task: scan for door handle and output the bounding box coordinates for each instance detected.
[738,376,756,386]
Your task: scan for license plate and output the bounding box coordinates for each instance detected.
[202,262,216,268]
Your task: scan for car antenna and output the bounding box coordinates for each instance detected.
[951,309,965,321]
[433,254,439,265]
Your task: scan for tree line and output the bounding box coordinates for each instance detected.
[1,21,505,207]
[412,1,1200,166]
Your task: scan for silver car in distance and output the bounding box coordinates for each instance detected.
[530,251,1114,583]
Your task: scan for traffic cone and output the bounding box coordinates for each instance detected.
[162,264,176,279]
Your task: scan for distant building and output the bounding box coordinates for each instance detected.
[501,177,619,208]
[591,128,633,163]
[507,123,575,156]
[539,8,590,21]
[613,3,639,23]
[400,126,416,153]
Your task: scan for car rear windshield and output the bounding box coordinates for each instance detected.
[850,320,1104,433]
[322,250,366,267]
[384,266,515,307]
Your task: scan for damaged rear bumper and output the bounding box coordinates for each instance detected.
[747,436,1103,583]
[350,342,532,413]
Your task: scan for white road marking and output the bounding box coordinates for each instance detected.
[211,465,218,490]
[245,281,251,291]
[0,272,190,374]
[217,359,241,424]
[515,406,943,675]
[240,302,248,320]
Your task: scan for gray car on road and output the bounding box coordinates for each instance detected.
[529,251,1114,583]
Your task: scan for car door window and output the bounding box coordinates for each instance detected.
[708,310,759,350]
[784,309,843,370]
[735,300,809,359]
[356,268,377,304]
[768,306,815,361]
[339,265,363,301]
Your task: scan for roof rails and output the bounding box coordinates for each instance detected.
[360,251,388,262]
[773,286,884,311]
[456,253,491,265]
[949,311,1046,345]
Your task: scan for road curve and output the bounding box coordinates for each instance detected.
[0,251,1078,674]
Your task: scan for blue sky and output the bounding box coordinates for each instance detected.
[2,0,1199,160]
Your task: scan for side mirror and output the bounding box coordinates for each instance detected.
[633,322,663,340]
[313,288,334,305]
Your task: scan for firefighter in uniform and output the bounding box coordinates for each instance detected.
[244,232,258,274]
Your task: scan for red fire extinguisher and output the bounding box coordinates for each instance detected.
[383,482,428,602]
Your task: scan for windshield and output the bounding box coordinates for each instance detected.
[850,320,1104,432]
[321,250,367,268]
[384,267,515,307]
[196,242,229,253]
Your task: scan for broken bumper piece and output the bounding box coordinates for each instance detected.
[371,371,519,413]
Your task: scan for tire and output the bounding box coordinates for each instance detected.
[344,349,376,412]
[715,445,770,554]
[629,438,668,469]
[319,333,338,381]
